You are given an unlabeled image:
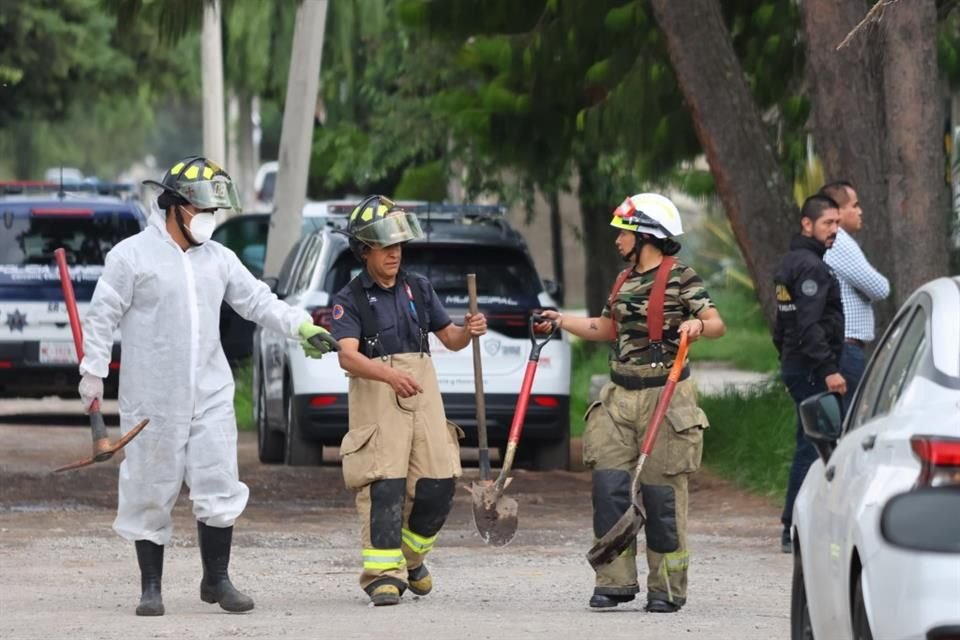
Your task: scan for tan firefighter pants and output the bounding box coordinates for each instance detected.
[339,353,463,594]
[582,370,708,606]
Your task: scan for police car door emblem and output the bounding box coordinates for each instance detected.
[800,279,818,296]
[484,338,501,356]
[5,309,27,332]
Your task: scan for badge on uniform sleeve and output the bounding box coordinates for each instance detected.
[332,304,344,320]
[800,279,819,296]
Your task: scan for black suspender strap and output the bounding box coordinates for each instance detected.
[348,276,385,359]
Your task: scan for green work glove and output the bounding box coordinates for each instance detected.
[298,321,339,359]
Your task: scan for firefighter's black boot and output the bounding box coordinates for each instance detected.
[197,522,255,613]
[135,540,165,616]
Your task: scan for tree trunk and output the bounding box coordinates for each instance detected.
[263,0,329,278]
[803,0,895,323]
[577,159,625,318]
[881,0,949,301]
[805,0,948,318]
[201,0,226,168]
[547,189,565,306]
[649,0,796,330]
[235,92,257,211]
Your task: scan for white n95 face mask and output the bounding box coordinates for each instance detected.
[185,209,217,244]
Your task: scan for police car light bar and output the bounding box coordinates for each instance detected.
[0,181,135,196]
[411,203,507,221]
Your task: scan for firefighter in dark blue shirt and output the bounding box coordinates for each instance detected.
[773,193,846,554]
[330,195,487,607]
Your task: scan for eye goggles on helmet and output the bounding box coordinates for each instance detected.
[176,177,242,212]
[353,209,424,247]
[611,197,672,237]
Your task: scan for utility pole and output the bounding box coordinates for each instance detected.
[201,0,226,172]
[262,0,329,278]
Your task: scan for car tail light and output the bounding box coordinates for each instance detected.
[109,361,120,370]
[308,307,333,330]
[309,395,337,407]
[0,360,12,369]
[911,436,960,487]
[31,207,94,216]
[531,395,559,408]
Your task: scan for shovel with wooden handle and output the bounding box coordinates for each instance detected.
[471,311,559,546]
[464,275,499,534]
[52,248,149,473]
[586,331,690,569]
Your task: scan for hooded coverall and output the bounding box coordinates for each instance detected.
[582,260,714,608]
[331,269,463,596]
[80,212,309,544]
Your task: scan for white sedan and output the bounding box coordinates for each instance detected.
[790,276,960,640]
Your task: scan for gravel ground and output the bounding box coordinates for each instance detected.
[0,406,791,640]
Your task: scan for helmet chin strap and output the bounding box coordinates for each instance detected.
[175,206,201,247]
[623,232,655,265]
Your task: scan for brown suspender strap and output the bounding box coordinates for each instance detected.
[607,268,632,341]
[647,256,676,344]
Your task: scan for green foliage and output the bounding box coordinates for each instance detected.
[0,1,199,178]
[568,339,611,438]
[700,383,795,499]
[689,287,780,373]
[394,161,448,200]
[306,0,462,197]
[232,359,254,432]
[0,0,183,127]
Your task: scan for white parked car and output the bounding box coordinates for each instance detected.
[251,203,572,470]
[791,276,960,640]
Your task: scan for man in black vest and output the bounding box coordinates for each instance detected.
[330,195,487,606]
[773,193,846,554]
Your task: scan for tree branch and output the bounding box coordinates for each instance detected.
[836,0,901,50]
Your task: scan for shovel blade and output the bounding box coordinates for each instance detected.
[586,504,646,570]
[468,481,519,547]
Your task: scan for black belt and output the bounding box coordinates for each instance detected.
[610,366,690,390]
[845,338,865,348]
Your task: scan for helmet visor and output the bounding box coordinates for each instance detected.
[354,211,424,247]
[178,178,242,212]
[610,197,669,237]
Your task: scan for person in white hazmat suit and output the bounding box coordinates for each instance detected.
[77,156,336,616]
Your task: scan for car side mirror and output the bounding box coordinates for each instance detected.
[543,278,564,306]
[262,276,280,294]
[799,391,843,463]
[880,487,960,553]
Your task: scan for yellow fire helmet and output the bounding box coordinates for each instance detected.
[347,195,424,247]
[143,155,242,212]
[609,193,684,238]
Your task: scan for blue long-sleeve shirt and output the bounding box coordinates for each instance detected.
[824,228,890,342]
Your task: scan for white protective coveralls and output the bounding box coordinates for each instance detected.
[80,212,309,544]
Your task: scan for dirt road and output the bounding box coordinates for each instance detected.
[0,407,791,640]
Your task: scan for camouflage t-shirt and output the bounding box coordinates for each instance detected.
[602,261,715,366]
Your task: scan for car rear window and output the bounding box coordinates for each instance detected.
[323,244,543,299]
[0,205,142,301]
[1,209,141,267]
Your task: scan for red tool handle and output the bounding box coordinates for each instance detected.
[638,331,690,456]
[54,248,99,413]
[54,249,84,361]
[506,360,538,445]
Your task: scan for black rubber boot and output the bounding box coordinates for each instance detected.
[589,592,635,609]
[134,540,165,616]
[645,598,682,613]
[197,522,255,612]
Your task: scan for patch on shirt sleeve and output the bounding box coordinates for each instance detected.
[800,279,819,297]
[332,304,345,320]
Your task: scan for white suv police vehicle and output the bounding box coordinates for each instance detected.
[251,203,572,470]
[0,182,146,398]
